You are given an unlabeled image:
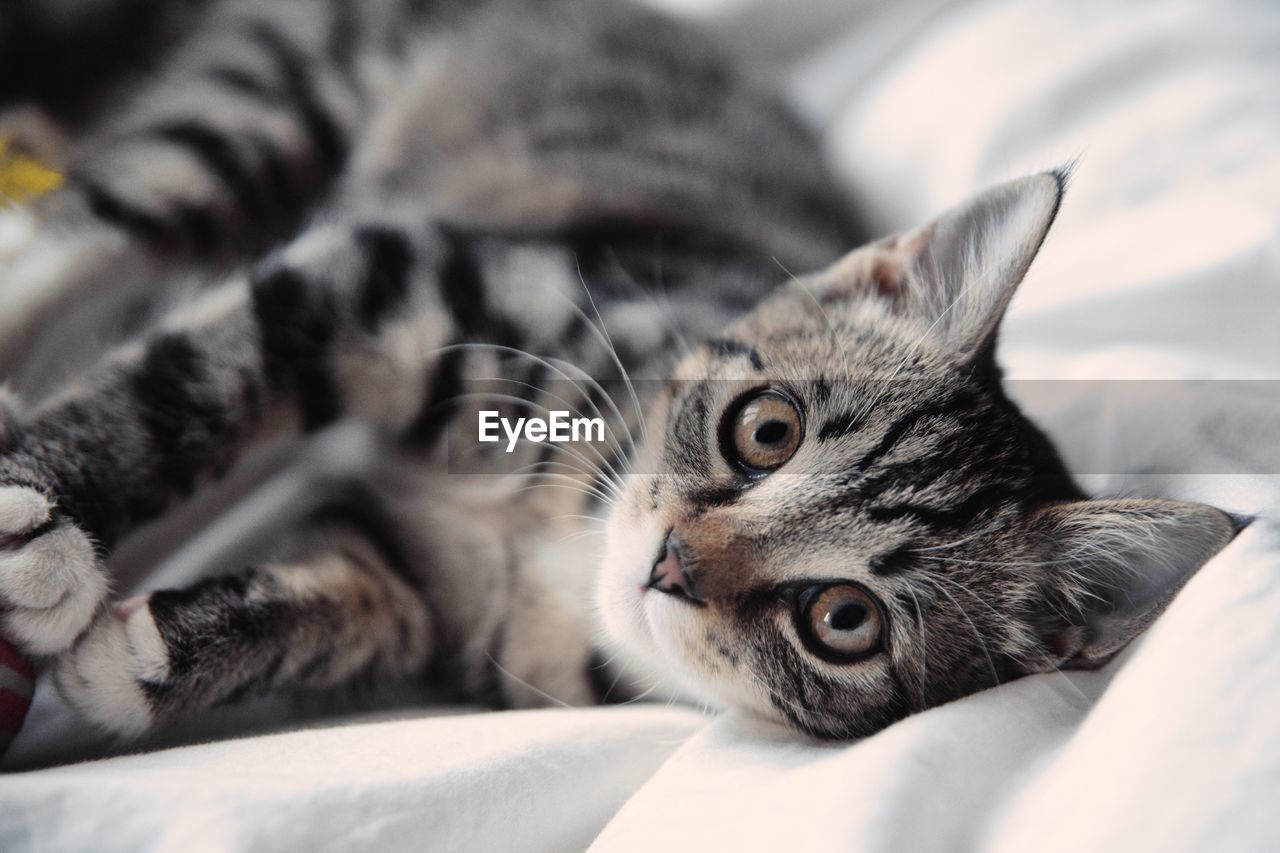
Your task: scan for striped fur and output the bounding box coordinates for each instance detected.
[0,1,1236,739]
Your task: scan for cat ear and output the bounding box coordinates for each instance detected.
[818,170,1067,364]
[1030,498,1239,669]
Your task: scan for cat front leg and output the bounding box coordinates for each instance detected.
[0,388,109,655]
[0,216,454,657]
[56,504,434,736]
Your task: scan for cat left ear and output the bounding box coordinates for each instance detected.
[819,170,1067,365]
[1030,498,1240,669]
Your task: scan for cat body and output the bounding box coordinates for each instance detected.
[0,0,1235,740]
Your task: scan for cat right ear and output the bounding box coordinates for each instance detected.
[1028,498,1240,669]
[812,170,1068,366]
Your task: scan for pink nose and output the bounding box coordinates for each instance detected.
[647,532,705,605]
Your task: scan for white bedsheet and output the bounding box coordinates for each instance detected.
[3,0,1279,850]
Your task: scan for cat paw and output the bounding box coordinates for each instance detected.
[55,599,166,737]
[0,484,108,655]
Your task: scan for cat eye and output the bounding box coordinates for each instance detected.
[795,584,884,662]
[723,390,803,475]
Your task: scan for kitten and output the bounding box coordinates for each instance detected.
[0,0,1235,740]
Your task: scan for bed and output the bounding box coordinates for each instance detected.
[2,0,1279,849]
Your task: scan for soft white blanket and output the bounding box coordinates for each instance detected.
[3,0,1279,850]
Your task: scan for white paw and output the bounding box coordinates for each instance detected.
[0,485,108,655]
[56,601,167,737]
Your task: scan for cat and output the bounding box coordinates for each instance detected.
[0,0,1237,741]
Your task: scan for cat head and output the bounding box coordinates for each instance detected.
[597,171,1237,738]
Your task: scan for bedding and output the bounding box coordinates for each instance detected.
[2,0,1279,849]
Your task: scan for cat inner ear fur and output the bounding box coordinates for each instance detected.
[815,170,1067,366]
[1028,498,1239,669]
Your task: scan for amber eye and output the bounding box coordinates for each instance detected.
[797,584,884,661]
[726,390,802,473]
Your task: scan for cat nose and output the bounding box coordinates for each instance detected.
[647,532,706,605]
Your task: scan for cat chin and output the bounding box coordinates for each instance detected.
[596,510,785,722]
[596,503,664,640]
[639,596,777,717]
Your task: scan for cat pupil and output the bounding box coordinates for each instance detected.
[755,421,789,445]
[828,603,867,632]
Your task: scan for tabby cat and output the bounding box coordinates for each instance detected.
[0,0,1236,740]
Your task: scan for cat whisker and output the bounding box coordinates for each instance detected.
[922,571,1092,707]
[478,374,633,478]
[470,379,631,488]
[1036,662,1095,707]
[509,460,621,504]
[549,512,606,526]
[442,390,624,495]
[603,243,697,362]
[557,529,606,545]
[921,571,1008,625]
[905,586,929,701]
[430,342,640,472]
[913,554,1076,568]
[617,679,664,707]
[485,653,573,709]
[574,254,649,446]
[510,464,618,503]
[921,578,1001,687]
[772,255,837,339]
[907,523,1002,553]
[516,479,617,507]
[772,254,856,386]
[517,263,650,461]
[852,255,980,424]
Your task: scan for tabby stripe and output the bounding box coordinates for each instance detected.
[706,338,764,370]
[23,403,128,542]
[130,332,231,495]
[150,121,267,223]
[817,410,866,441]
[307,481,418,586]
[172,203,219,255]
[562,312,592,346]
[869,546,914,577]
[894,590,922,623]
[768,690,813,734]
[80,180,174,244]
[438,228,490,337]
[294,649,336,683]
[688,486,741,509]
[403,346,467,449]
[250,266,342,431]
[247,21,347,172]
[327,0,360,75]
[355,226,414,332]
[671,392,709,460]
[866,482,1027,530]
[854,393,975,473]
[251,136,303,222]
[205,65,281,102]
[763,630,833,720]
